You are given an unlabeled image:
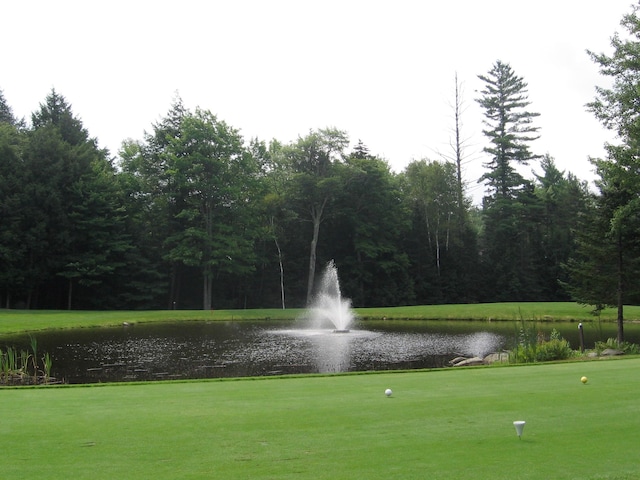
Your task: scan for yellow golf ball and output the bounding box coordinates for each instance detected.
[581,376,588,384]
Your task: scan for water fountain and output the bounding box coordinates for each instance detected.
[19,258,625,383]
[18,318,635,383]
[308,260,354,333]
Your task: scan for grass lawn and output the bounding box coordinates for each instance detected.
[1,302,640,335]
[2,358,640,479]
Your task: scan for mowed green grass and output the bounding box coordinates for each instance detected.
[3,359,640,479]
[1,302,640,335]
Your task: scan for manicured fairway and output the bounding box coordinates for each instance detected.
[2,358,639,479]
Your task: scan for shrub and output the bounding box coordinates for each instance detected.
[510,328,574,363]
[534,337,573,362]
[509,344,536,363]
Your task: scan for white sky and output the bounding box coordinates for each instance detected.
[2,0,634,202]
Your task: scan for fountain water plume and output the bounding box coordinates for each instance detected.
[309,260,354,332]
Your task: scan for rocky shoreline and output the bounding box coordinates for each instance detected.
[449,348,625,367]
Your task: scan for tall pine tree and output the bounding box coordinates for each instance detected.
[476,60,542,300]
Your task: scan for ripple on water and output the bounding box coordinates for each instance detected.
[16,322,511,383]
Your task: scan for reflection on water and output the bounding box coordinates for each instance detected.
[1,319,638,384]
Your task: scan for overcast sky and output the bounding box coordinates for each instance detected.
[3,1,634,202]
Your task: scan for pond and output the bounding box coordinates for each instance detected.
[2,319,638,384]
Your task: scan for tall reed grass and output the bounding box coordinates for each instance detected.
[0,336,53,385]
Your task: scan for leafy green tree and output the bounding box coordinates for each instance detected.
[402,159,478,303]
[404,160,459,278]
[252,138,295,309]
[284,128,349,304]
[161,108,259,310]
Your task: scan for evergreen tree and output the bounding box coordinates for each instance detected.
[0,88,25,304]
[564,154,640,344]
[109,151,168,309]
[477,60,540,200]
[21,90,129,308]
[533,156,589,300]
[351,139,370,160]
[327,153,413,307]
[574,4,640,342]
[476,60,542,300]
[0,88,18,125]
[119,96,190,308]
[0,120,27,307]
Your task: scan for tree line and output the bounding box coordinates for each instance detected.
[0,83,586,311]
[2,6,640,334]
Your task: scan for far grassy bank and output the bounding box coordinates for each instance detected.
[0,302,638,335]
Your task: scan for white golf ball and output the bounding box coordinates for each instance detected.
[385,388,393,397]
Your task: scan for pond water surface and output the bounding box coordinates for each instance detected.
[3,319,639,384]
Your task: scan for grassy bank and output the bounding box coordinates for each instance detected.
[1,302,639,335]
[2,358,639,479]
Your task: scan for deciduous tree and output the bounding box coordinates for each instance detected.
[284,128,349,304]
[402,159,476,302]
[161,108,259,310]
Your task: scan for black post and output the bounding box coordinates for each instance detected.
[578,323,585,353]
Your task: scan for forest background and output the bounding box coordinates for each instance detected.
[0,81,597,311]
[3,5,640,313]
